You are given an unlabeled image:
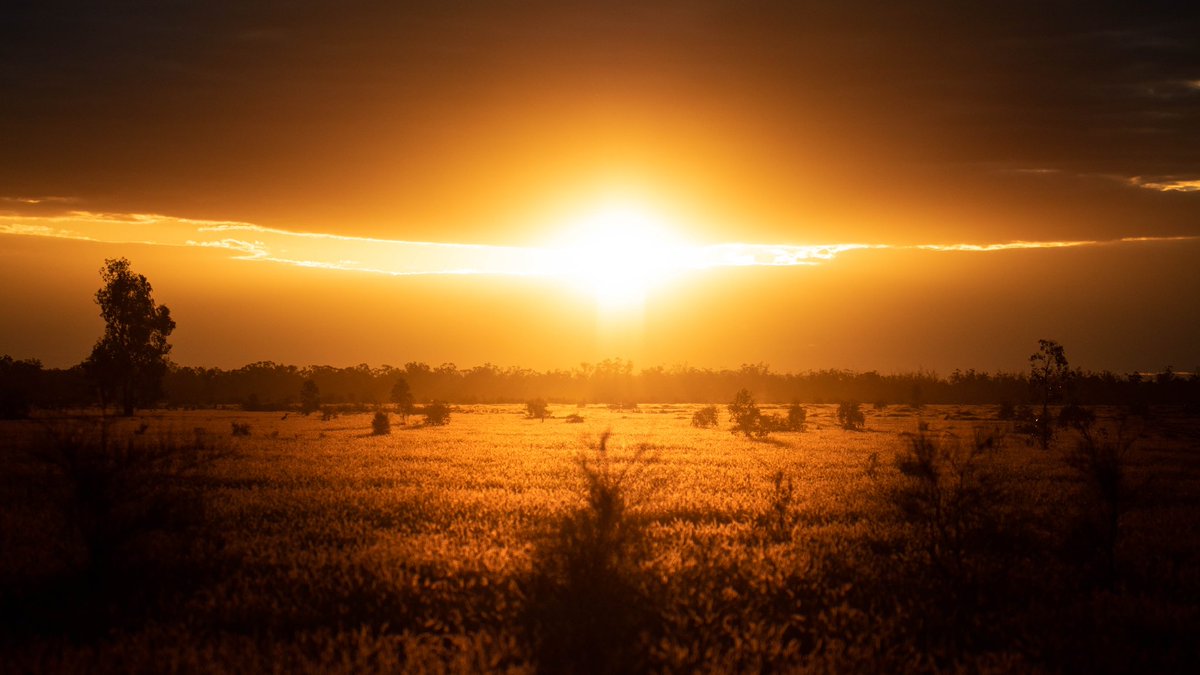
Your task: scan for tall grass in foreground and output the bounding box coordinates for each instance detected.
[522,431,657,674]
[2,419,232,636]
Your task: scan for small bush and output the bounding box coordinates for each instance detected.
[319,406,338,421]
[423,401,451,426]
[525,398,549,421]
[997,401,1016,420]
[691,405,719,428]
[786,402,807,431]
[230,421,251,437]
[728,389,763,438]
[564,413,584,424]
[836,400,865,430]
[371,410,390,435]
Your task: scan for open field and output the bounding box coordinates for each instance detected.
[3,404,1199,673]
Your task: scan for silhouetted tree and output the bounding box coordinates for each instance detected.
[83,258,175,415]
[1030,339,1071,449]
[299,379,321,414]
[390,377,415,422]
[526,398,550,421]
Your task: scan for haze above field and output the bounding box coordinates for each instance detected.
[1,1,1197,372]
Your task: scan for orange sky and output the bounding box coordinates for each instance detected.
[1,2,1197,373]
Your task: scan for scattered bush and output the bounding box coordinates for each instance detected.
[836,400,865,430]
[786,402,806,431]
[525,398,549,421]
[319,406,337,421]
[423,401,451,426]
[230,422,251,437]
[691,405,719,428]
[371,410,390,435]
[564,413,584,424]
[728,389,764,438]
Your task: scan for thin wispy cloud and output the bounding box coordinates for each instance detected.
[1,210,1197,279]
[1128,177,1200,192]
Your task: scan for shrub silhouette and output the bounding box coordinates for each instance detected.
[526,398,549,422]
[836,400,865,430]
[564,413,584,423]
[371,410,390,435]
[423,401,451,426]
[691,405,719,428]
[728,389,768,438]
[786,402,807,431]
[522,432,656,674]
[230,421,251,437]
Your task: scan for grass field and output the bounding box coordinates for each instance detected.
[2,404,1199,673]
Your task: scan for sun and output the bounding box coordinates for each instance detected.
[554,204,688,310]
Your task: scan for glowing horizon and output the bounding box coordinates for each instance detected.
[3,209,1195,289]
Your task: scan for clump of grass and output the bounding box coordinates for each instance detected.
[371,410,390,435]
[564,413,584,424]
[522,431,657,674]
[230,421,251,437]
[753,467,800,543]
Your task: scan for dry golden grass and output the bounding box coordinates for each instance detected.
[2,404,1198,672]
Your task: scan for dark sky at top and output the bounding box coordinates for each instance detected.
[3,1,1197,244]
[1,1,1198,372]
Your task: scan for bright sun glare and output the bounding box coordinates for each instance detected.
[555,205,688,310]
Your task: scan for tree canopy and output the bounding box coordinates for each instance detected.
[83,258,175,415]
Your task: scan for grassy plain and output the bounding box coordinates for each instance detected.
[2,404,1199,673]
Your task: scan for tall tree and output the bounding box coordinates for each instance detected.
[83,258,175,416]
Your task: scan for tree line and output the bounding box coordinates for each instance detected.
[3,355,1197,416]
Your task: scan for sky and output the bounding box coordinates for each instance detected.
[1,1,1197,374]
